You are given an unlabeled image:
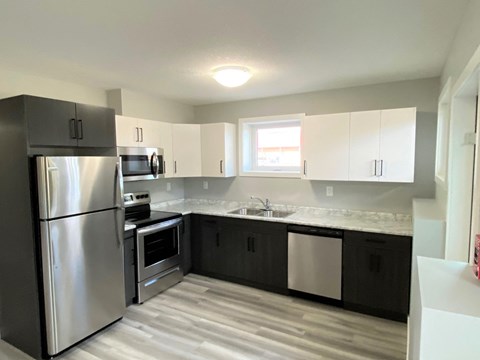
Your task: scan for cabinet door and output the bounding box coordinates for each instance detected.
[201,123,237,177]
[25,96,78,147]
[123,234,136,306]
[379,108,416,182]
[196,217,223,274]
[157,122,174,178]
[76,104,116,148]
[245,225,287,289]
[302,113,350,180]
[181,215,192,275]
[349,110,381,181]
[140,119,163,148]
[373,247,411,314]
[115,115,139,147]
[343,244,379,308]
[172,124,202,177]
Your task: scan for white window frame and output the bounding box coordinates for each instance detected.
[238,113,304,178]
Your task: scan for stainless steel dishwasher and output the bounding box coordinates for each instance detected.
[288,225,343,300]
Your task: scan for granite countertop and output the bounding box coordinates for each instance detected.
[151,199,413,236]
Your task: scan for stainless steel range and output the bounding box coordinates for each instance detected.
[124,191,183,303]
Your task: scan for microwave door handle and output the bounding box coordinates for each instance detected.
[151,152,159,177]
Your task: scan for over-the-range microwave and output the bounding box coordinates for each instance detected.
[117,147,164,181]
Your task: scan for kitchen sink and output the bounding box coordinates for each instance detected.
[228,208,294,218]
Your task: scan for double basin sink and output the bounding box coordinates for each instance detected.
[228,207,294,218]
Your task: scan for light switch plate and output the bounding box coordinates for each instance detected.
[203,181,208,190]
[166,182,171,191]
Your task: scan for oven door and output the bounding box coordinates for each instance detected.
[118,147,164,182]
[136,217,182,281]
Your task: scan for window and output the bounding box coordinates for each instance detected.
[239,114,304,177]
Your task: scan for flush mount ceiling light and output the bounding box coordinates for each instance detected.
[213,66,252,87]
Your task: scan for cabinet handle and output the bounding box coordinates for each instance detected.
[247,237,251,251]
[366,239,386,244]
[216,233,220,247]
[163,161,166,175]
[174,161,177,174]
[77,119,83,139]
[220,160,223,174]
[135,127,139,142]
[140,127,144,142]
[69,119,77,139]
[251,237,255,253]
[379,160,384,177]
[303,160,307,176]
[374,160,378,176]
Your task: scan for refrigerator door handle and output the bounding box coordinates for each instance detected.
[114,161,125,247]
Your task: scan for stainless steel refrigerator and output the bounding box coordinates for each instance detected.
[36,156,126,357]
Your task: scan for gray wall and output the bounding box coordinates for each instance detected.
[186,78,439,213]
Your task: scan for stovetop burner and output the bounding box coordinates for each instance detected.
[124,191,182,228]
[126,210,181,227]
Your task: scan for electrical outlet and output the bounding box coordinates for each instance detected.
[166,182,171,191]
[326,186,334,197]
[203,181,208,190]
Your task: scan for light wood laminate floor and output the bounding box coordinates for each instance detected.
[0,274,407,360]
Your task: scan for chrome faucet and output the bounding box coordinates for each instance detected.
[250,196,272,210]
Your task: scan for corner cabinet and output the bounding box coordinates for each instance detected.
[343,230,412,322]
[349,107,416,182]
[26,95,116,148]
[172,124,202,177]
[302,113,350,180]
[201,123,236,177]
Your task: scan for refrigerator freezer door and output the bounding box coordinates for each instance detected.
[40,209,125,356]
[37,156,122,220]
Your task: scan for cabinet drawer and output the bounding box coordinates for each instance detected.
[344,230,411,251]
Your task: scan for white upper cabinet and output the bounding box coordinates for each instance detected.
[349,110,381,181]
[379,108,416,182]
[139,119,164,148]
[116,115,163,148]
[349,107,416,182]
[172,124,202,177]
[156,122,174,178]
[302,113,350,180]
[115,115,140,147]
[201,123,237,177]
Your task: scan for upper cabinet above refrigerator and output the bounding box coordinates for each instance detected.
[25,95,116,148]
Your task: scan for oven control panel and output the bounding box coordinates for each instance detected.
[124,191,150,207]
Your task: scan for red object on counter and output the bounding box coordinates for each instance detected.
[473,235,480,279]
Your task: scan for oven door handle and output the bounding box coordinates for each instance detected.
[136,217,183,236]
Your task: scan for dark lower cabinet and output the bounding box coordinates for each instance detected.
[343,230,412,322]
[124,229,136,306]
[181,215,192,274]
[191,215,287,292]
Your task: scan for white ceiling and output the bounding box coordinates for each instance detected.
[0,0,469,105]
